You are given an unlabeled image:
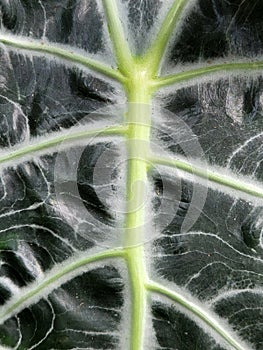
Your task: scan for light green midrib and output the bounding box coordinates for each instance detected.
[124,247,148,350]
[0,125,125,164]
[150,155,263,199]
[146,282,247,350]
[0,249,124,323]
[123,95,152,350]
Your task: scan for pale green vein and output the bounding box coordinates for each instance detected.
[147,282,248,350]
[0,125,126,166]
[143,0,189,75]
[0,248,124,325]
[154,60,263,89]
[150,155,263,200]
[102,0,134,75]
[0,34,124,82]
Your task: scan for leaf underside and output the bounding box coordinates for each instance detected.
[0,1,262,350]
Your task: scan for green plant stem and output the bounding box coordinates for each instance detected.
[0,248,124,325]
[0,125,126,166]
[0,34,124,82]
[154,60,263,89]
[150,155,263,199]
[146,282,248,350]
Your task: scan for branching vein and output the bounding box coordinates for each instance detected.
[146,281,249,350]
[0,248,124,325]
[102,0,134,75]
[154,60,263,89]
[0,33,124,83]
[0,125,125,167]
[144,0,190,75]
[150,155,263,200]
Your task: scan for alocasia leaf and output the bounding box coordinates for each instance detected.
[0,0,262,349]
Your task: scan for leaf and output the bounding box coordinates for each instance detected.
[0,0,262,349]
